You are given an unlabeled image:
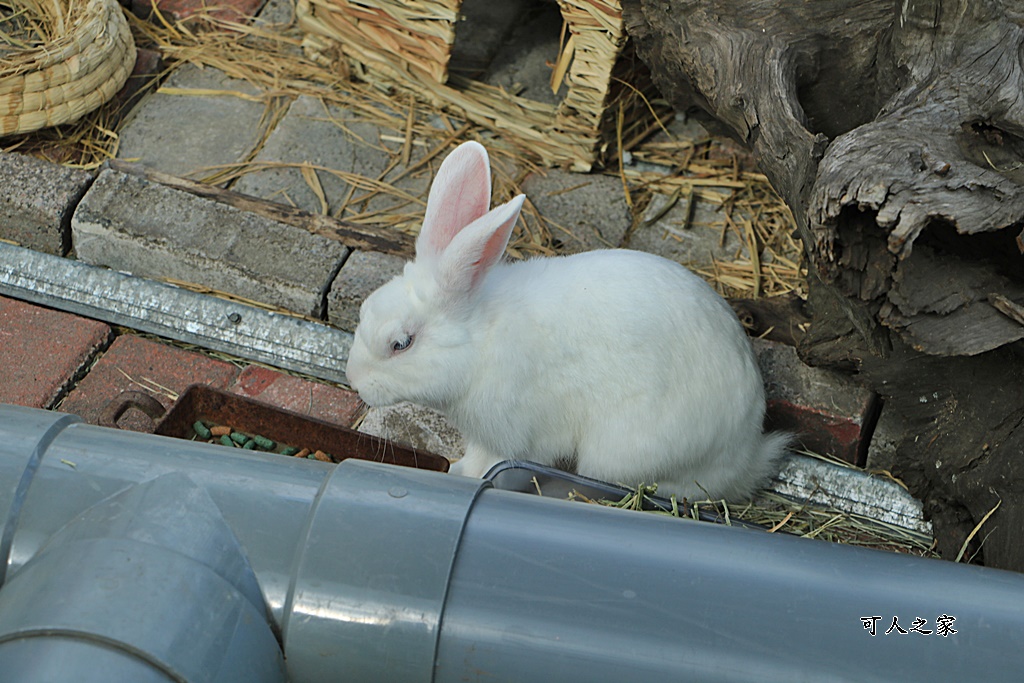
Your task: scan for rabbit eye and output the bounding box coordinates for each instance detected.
[391,335,413,353]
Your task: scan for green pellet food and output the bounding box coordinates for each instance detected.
[202,425,330,463]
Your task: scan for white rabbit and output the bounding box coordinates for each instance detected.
[345,141,787,501]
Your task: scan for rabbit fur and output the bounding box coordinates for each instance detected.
[345,141,787,501]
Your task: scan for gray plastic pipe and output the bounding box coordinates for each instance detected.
[0,472,285,682]
[2,403,1024,682]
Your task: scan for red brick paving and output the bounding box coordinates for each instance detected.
[130,0,265,24]
[766,399,878,467]
[0,296,112,409]
[755,339,879,466]
[59,333,240,432]
[230,365,364,426]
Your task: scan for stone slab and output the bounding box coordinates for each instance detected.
[230,365,364,426]
[72,168,349,317]
[0,242,352,385]
[521,169,631,253]
[753,338,879,466]
[59,334,239,432]
[0,152,93,255]
[357,402,464,463]
[326,250,405,332]
[232,95,394,215]
[0,296,112,409]
[629,190,748,271]
[116,64,267,181]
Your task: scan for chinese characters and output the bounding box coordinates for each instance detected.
[861,615,957,637]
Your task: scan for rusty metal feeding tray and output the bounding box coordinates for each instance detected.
[100,384,449,472]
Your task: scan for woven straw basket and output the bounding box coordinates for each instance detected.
[296,0,667,171]
[0,0,136,137]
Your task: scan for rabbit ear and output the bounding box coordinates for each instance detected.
[435,194,525,297]
[417,141,492,260]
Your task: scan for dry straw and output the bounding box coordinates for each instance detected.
[0,0,136,136]
[571,455,940,559]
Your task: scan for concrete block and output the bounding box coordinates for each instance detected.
[0,152,93,255]
[522,170,631,253]
[60,334,239,432]
[629,191,748,270]
[358,401,464,463]
[753,338,879,466]
[232,95,394,215]
[326,251,405,332]
[0,296,112,409]
[72,169,349,317]
[230,365,364,426]
[117,64,267,181]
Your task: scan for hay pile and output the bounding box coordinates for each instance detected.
[575,462,940,559]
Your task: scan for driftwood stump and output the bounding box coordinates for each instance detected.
[623,0,1024,569]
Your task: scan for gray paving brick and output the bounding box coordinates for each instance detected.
[326,250,405,332]
[116,64,268,181]
[629,191,748,270]
[0,152,93,255]
[232,95,395,215]
[72,169,348,317]
[522,169,631,253]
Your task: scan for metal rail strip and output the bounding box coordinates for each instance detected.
[0,242,351,384]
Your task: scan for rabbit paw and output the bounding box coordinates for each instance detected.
[448,441,505,479]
